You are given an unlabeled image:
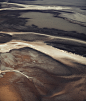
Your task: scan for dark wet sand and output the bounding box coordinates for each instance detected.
[0,33,12,43]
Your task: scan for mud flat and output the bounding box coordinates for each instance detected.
[0,10,86,41]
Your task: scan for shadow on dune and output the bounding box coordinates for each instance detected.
[12,33,86,57]
[0,33,12,43]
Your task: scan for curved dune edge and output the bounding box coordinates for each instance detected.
[0,39,86,65]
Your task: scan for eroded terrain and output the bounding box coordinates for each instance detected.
[0,47,86,101]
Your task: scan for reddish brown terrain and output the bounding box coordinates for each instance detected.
[0,47,86,101]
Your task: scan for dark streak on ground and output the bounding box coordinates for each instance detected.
[0,33,12,43]
[45,41,86,57]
